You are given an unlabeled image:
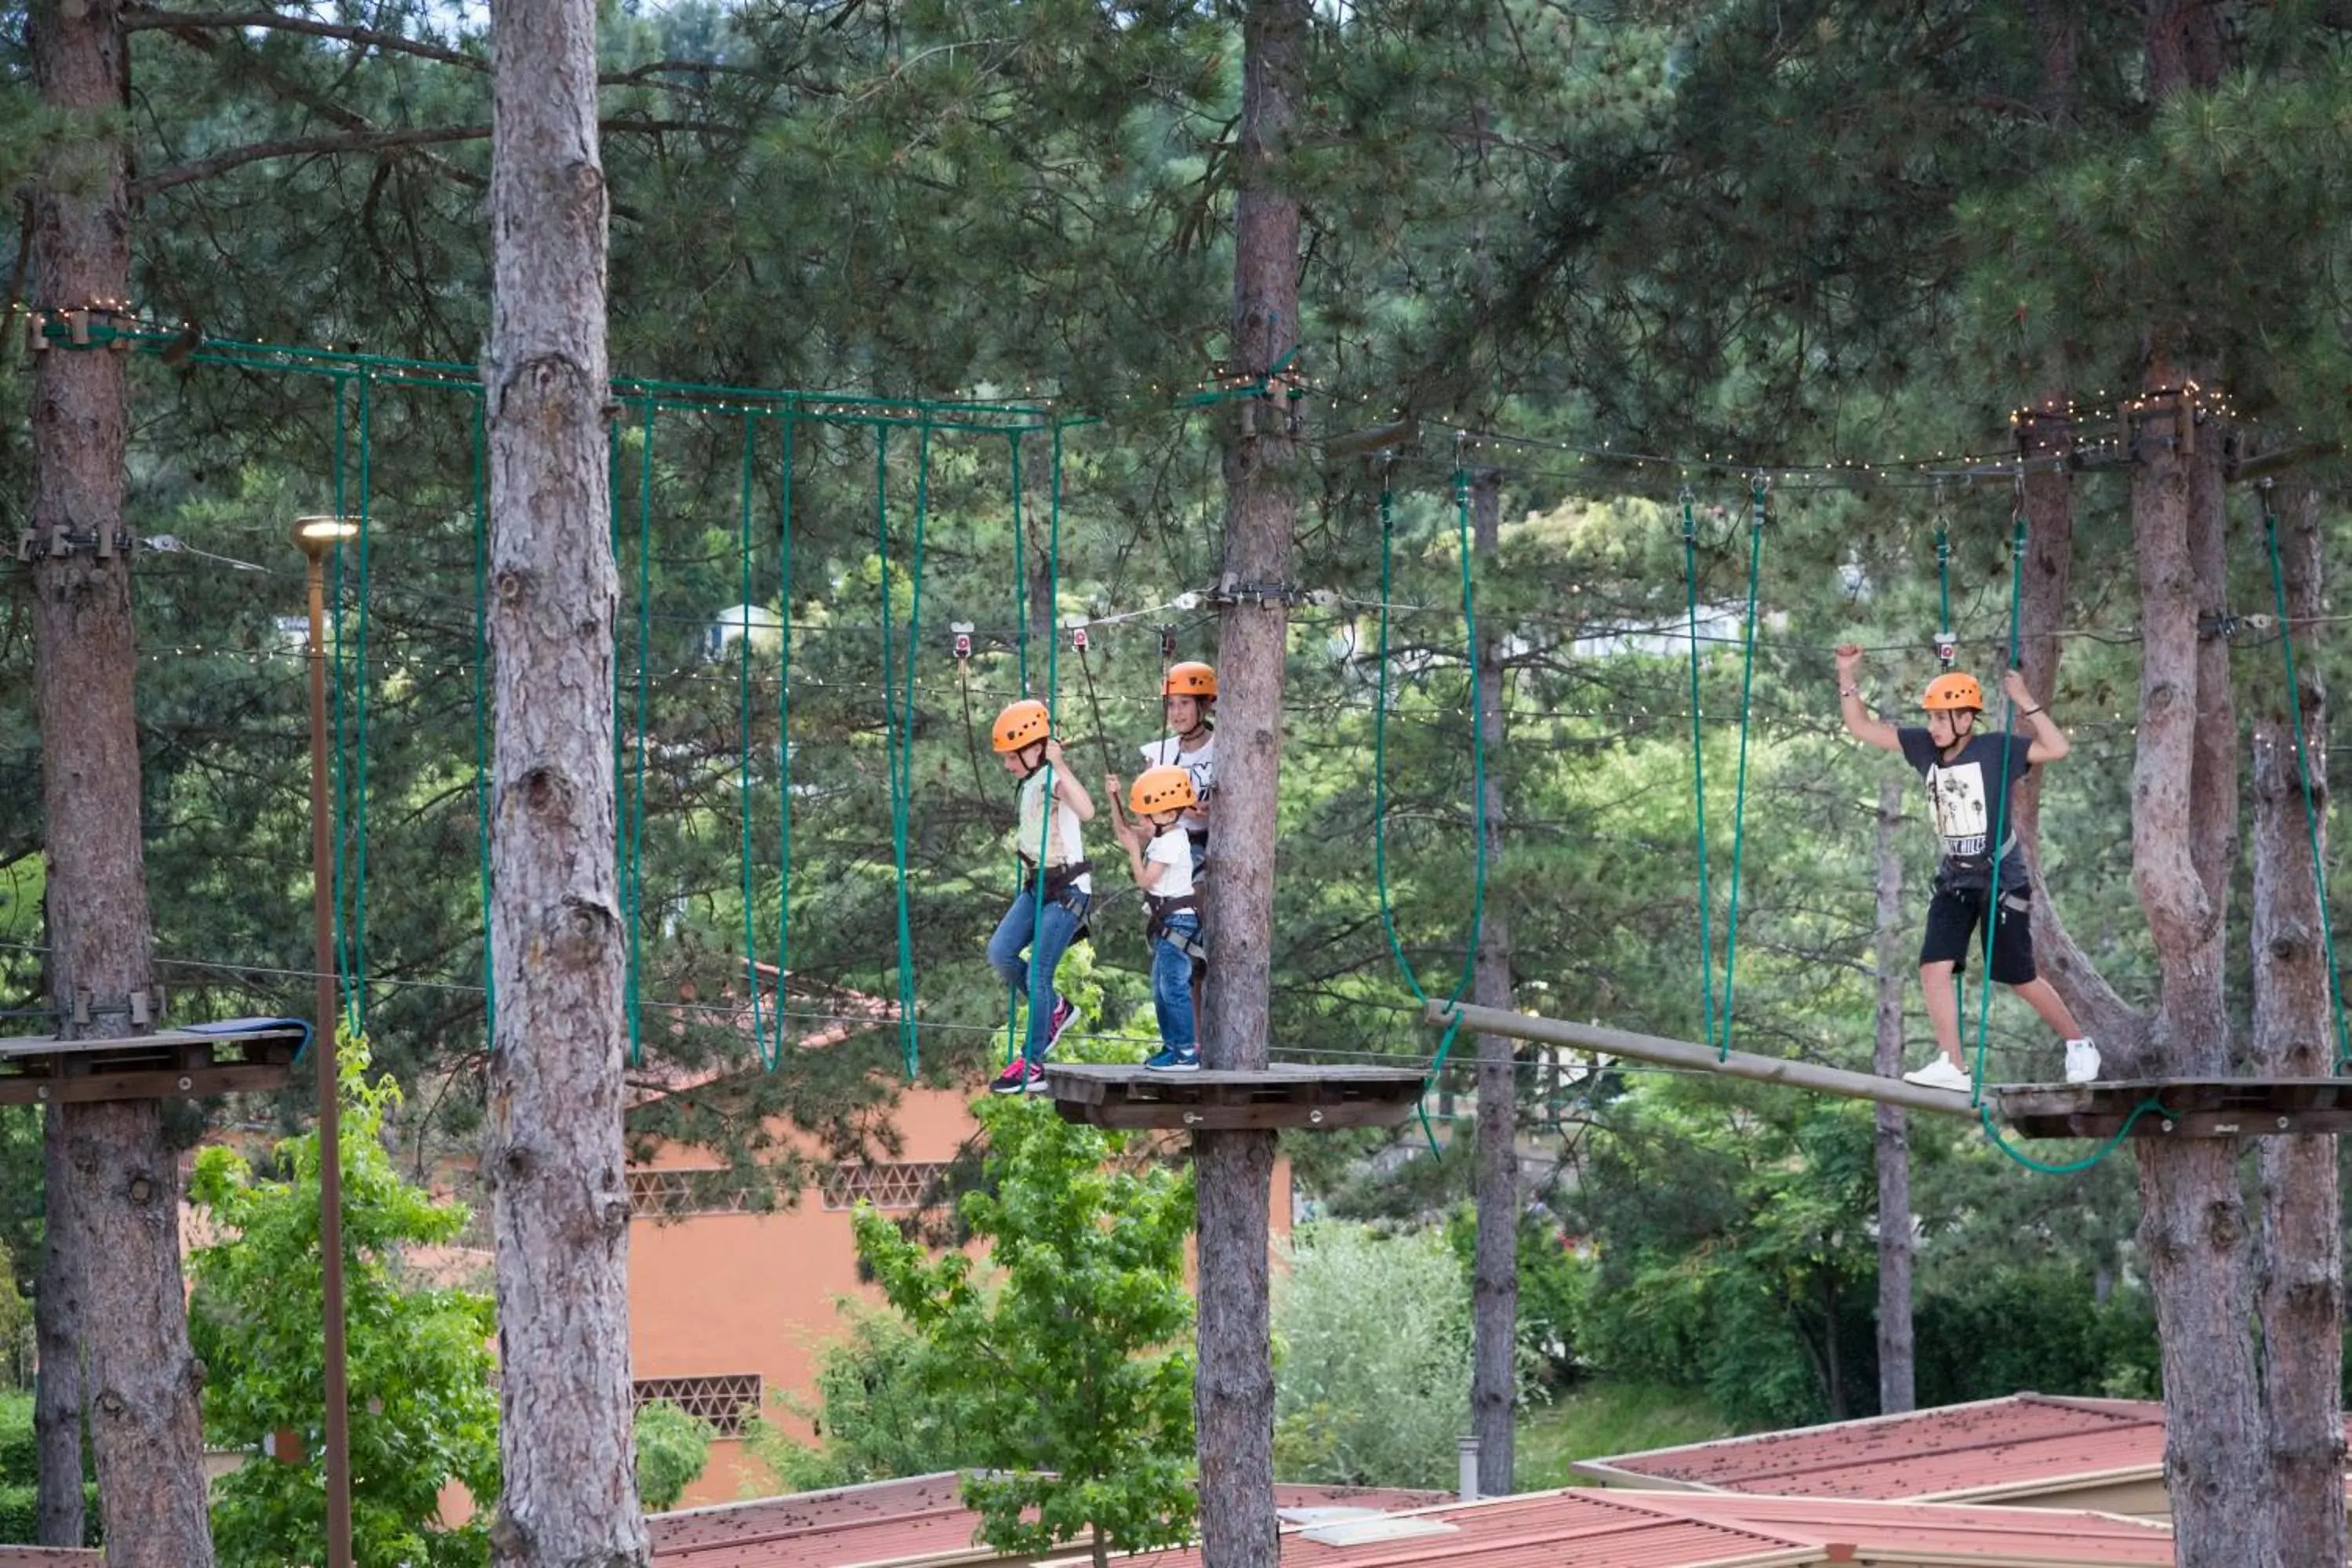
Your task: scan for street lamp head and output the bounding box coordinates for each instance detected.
[292,515,362,561]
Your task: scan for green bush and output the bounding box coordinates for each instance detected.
[1273,1223,1470,1490]
[0,1392,32,1484]
[1915,1265,2159,1406]
[635,1400,717,1513]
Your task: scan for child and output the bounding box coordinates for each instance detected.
[986,699,1096,1095]
[1835,645,2099,1089]
[1138,661,1215,877]
[1109,765,1206,1072]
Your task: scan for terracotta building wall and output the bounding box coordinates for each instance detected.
[629,1084,1293,1508]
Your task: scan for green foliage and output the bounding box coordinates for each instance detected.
[1272,1222,1469,1490]
[851,1098,1196,1561]
[634,1401,717,1514]
[1515,1381,1730,1492]
[0,1391,30,1483]
[188,1037,499,1568]
[0,1245,27,1391]
[0,1390,98,1548]
[752,1304,982,1491]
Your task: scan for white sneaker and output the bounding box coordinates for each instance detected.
[2063,1037,2100,1085]
[1901,1057,1973,1094]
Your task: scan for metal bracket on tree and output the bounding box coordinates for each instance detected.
[69,988,157,1029]
[17,524,137,561]
[1203,579,1303,610]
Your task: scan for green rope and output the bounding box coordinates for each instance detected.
[350,370,373,1034]
[1977,1098,2165,1175]
[888,426,932,1077]
[1007,426,1070,1069]
[1679,488,1715,1050]
[2260,489,2351,1071]
[775,414,797,1062]
[737,416,773,1069]
[328,376,352,1027]
[1011,432,1029,698]
[470,394,494,1038]
[1368,474,1487,1151]
[626,397,655,1068]
[1712,481,1767,1059]
[1968,508,2030,1105]
[1934,517,1953,662]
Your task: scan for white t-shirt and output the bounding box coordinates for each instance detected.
[1138,731,1214,834]
[1014,769,1091,893]
[1145,826,1194,901]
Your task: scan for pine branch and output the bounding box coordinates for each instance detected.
[129,117,722,199]
[125,5,485,70]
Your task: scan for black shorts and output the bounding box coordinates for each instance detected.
[1920,884,2036,985]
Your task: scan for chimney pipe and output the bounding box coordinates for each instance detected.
[1457,1436,1480,1502]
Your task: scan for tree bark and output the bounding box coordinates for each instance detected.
[34,1106,85,1549]
[1195,0,1305,1558]
[28,0,220,1557]
[1467,468,1515,1497]
[482,0,645,1553]
[2249,478,2344,1568]
[1870,776,1914,1416]
[2128,392,2267,1568]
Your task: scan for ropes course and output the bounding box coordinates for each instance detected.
[16,315,2346,1172]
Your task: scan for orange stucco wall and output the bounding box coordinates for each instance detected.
[630,1081,1293,1508]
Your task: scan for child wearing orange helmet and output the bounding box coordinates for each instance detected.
[1134,661,1216,876]
[1835,644,2098,1091]
[985,699,1098,1094]
[1110,765,1207,1072]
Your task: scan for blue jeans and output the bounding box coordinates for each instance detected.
[988,886,1090,1060]
[1152,913,1201,1051]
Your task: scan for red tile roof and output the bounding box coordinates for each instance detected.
[647,1472,1446,1568]
[1113,1487,2172,1568]
[1575,1393,2175,1501]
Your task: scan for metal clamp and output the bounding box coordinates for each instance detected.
[17,527,137,562]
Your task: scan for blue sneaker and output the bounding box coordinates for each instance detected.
[1145,1045,1201,1073]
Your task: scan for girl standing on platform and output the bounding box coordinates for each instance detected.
[987,699,1095,1095]
[1109,766,1205,1072]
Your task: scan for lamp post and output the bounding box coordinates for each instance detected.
[293,514,358,1568]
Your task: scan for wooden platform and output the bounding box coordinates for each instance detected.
[1044,1064,1428,1131]
[0,1023,308,1106]
[1991,1079,2352,1140]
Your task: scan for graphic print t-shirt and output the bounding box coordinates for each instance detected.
[1138,732,1214,835]
[1896,728,2031,891]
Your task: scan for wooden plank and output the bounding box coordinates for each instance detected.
[0,1026,304,1065]
[1991,1078,2352,1141]
[0,1061,296,1106]
[1052,1097,1418,1132]
[1042,1063,1427,1132]
[1425,1002,1978,1120]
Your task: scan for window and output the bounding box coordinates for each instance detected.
[633,1374,763,1437]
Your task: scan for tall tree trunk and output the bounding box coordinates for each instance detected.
[1467,468,1515,1497]
[1871,776,1914,1416]
[34,1106,85,1549]
[482,0,644,1556]
[2249,478,2344,1568]
[1195,0,1305,1559]
[27,0,218,1558]
[2128,390,2267,1568]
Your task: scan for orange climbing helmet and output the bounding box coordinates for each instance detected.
[1130,764,1199,816]
[1921,672,1984,712]
[1163,661,1218,700]
[992,699,1051,753]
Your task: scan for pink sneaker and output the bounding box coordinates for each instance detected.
[1046,996,1081,1051]
[989,1056,1031,1096]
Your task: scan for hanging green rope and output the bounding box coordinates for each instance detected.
[1968,505,2030,1105]
[1711,479,1767,1060]
[471,394,495,1038]
[874,423,932,1079]
[350,370,374,1035]
[1015,424,1069,1065]
[625,397,655,1068]
[2260,486,2351,1071]
[1010,431,1029,699]
[737,416,775,1069]
[1977,1098,2165,1175]
[1679,488,1715,1051]
[775,413,797,1062]
[328,376,354,1027]
[1367,473,1488,1151]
